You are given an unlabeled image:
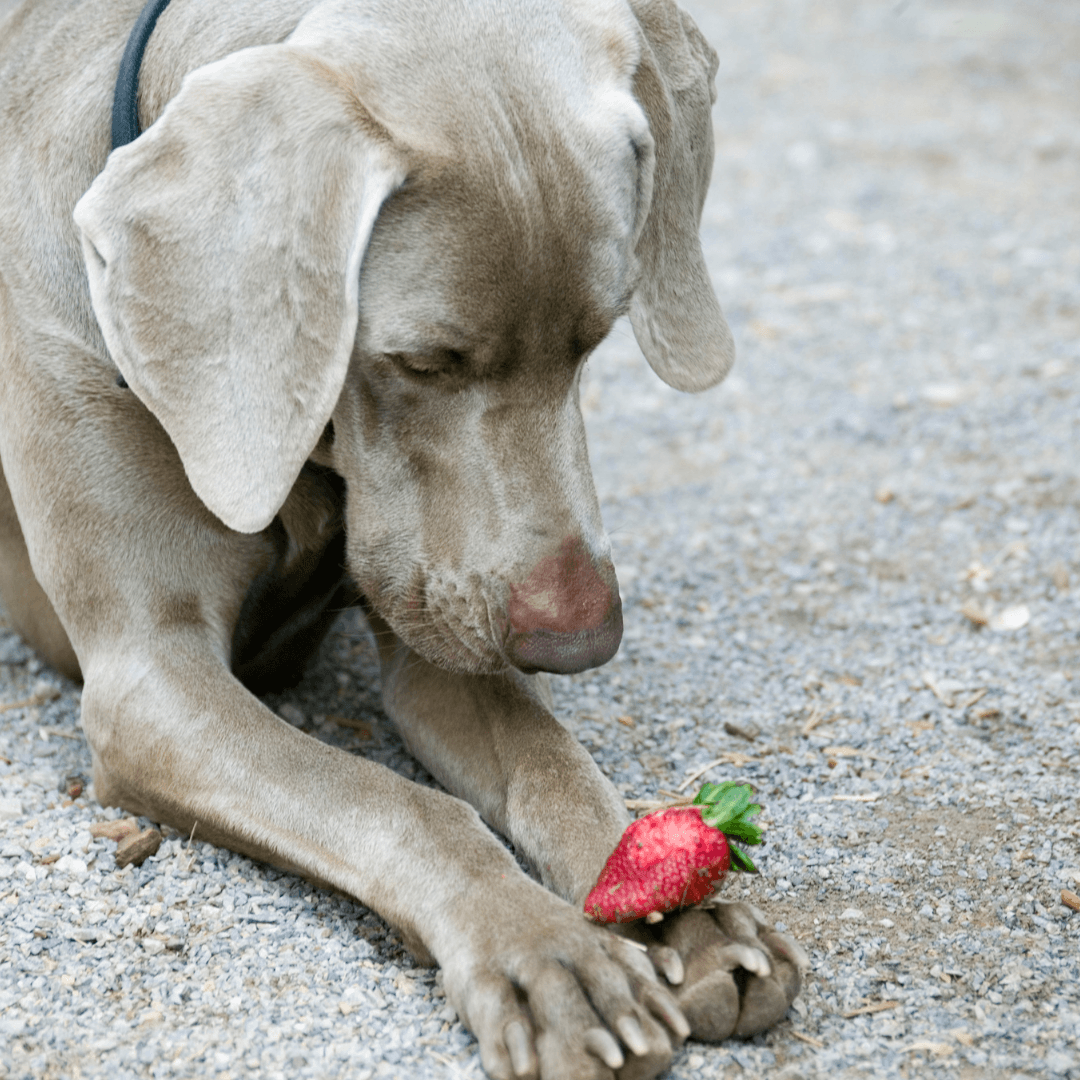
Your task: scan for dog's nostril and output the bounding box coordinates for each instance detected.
[504,537,622,674]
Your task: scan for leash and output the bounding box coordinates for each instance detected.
[111,0,174,150]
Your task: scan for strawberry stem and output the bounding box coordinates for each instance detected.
[692,781,763,874]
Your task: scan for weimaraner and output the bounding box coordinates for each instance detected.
[0,0,805,1075]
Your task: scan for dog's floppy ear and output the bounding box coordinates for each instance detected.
[75,46,405,533]
[628,0,733,392]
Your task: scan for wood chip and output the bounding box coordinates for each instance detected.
[676,754,757,792]
[89,817,141,842]
[843,1000,899,1018]
[114,828,162,869]
[874,486,895,504]
[832,793,879,802]
[327,714,373,739]
[61,775,85,800]
[616,715,635,728]
[789,1029,825,1048]
[723,720,758,742]
[1062,889,1080,913]
[905,1040,954,1057]
[0,689,61,713]
[959,600,990,627]
[801,706,832,735]
[624,797,695,813]
[960,688,988,710]
[922,671,955,707]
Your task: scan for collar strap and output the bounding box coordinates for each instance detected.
[111,0,174,150]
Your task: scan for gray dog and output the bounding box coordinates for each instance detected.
[0,0,804,1075]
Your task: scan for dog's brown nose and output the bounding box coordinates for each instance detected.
[505,537,623,674]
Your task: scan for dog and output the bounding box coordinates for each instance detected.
[0,0,805,1075]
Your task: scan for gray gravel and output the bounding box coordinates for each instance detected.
[2,0,1079,1077]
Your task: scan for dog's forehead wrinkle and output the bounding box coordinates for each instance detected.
[293,0,641,121]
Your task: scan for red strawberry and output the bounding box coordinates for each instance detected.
[584,782,763,924]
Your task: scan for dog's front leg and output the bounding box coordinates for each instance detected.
[369,613,806,1055]
[82,627,693,1080]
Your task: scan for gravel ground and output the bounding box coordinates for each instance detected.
[2,0,1079,1078]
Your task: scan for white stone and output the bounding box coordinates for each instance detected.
[55,855,88,878]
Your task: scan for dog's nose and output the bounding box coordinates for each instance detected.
[505,537,623,674]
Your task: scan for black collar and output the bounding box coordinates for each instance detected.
[111,0,174,150]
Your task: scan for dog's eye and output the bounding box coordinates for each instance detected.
[388,351,467,379]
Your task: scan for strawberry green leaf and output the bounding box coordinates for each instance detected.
[728,843,759,874]
[715,819,764,847]
[694,781,751,819]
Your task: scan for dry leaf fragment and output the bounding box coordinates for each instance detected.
[616,715,635,728]
[114,828,162,869]
[1063,890,1080,913]
[89,817,141,842]
[950,1030,975,1047]
[990,604,1030,632]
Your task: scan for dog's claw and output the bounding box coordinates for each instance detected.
[585,1028,624,1069]
[615,1015,649,1056]
[659,902,806,1042]
[648,944,684,986]
[505,1020,538,1078]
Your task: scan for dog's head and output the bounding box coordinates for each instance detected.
[74,0,731,675]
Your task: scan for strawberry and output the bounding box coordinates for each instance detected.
[584,782,763,924]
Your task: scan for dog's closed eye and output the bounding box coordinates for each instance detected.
[388,350,468,379]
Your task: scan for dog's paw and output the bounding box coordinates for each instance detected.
[440,882,689,1080]
[656,901,808,1041]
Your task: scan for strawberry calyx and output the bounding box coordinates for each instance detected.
[692,781,763,874]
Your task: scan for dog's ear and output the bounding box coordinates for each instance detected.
[628,0,733,392]
[75,46,405,533]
